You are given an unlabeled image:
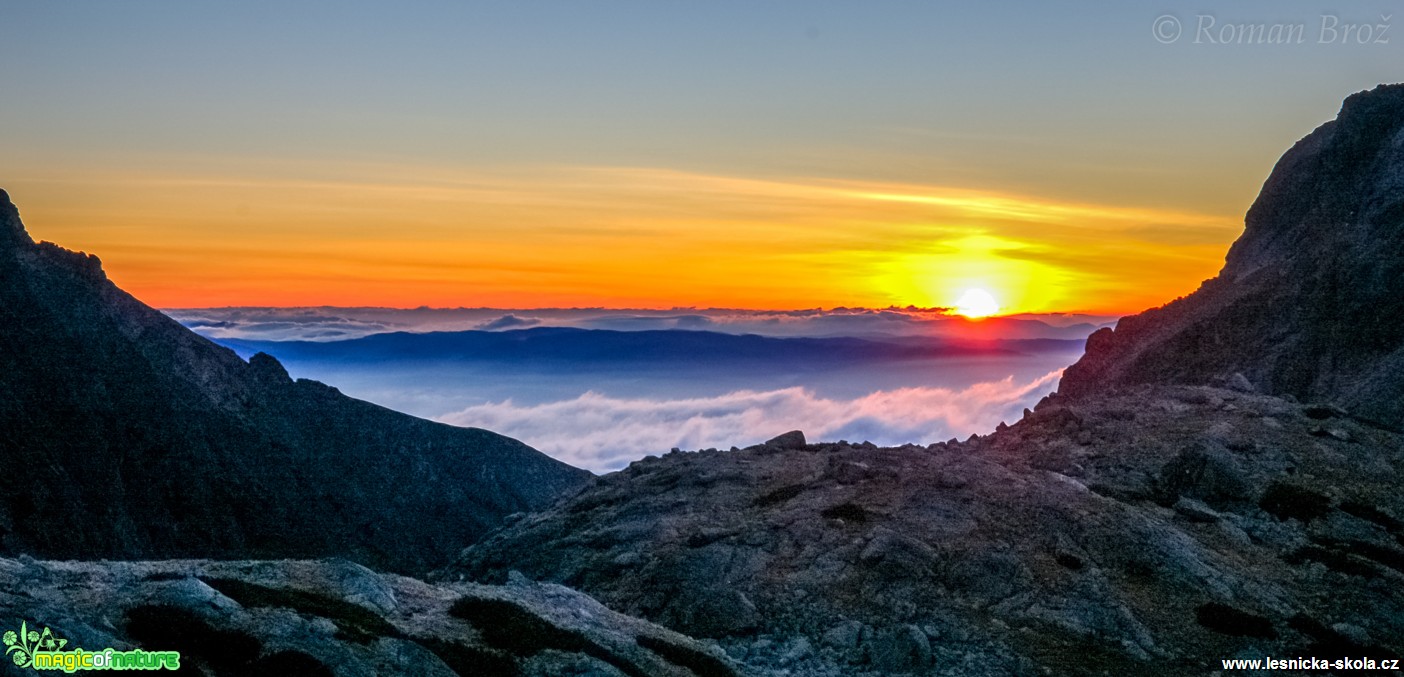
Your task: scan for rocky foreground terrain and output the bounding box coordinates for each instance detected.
[6,386,1397,676]
[0,557,740,677]
[446,390,1404,674]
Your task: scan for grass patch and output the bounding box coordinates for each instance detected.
[449,596,646,677]
[636,635,739,677]
[754,484,806,508]
[247,650,333,677]
[820,503,870,523]
[1259,481,1332,522]
[1283,545,1384,578]
[1195,602,1277,639]
[199,577,398,643]
[124,605,261,671]
[1340,500,1403,532]
[414,638,518,677]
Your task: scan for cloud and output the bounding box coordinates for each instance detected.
[436,370,1062,472]
[577,314,715,331]
[164,308,398,341]
[476,314,541,331]
[172,305,1107,342]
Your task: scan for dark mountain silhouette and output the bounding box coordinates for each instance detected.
[212,327,1082,367]
[0,190,588,573]
[1059,84,1404,428]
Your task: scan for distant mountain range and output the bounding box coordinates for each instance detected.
[0,190,588,573]
[166,305,1110,343]
[213,326,1084,367]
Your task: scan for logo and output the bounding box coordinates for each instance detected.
[4,621,181,672]
[1152,15,1182,44]
[5,621,66,667]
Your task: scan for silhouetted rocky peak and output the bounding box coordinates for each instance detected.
[0,190,589,573]
[0,190,31,249]
[1060,84,1404,427]
[0,191,112,298]
[1227,83,1404,281]
[248,351,293,386]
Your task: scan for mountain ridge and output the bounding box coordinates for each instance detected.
[210,326,1083,367]
[1058,84,1404,429]
[0,190,589,573]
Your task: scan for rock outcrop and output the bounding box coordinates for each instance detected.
[0,557,739,677]
[446,390,1404,675]
[0,190,589,573]
[1059,85,1404,428]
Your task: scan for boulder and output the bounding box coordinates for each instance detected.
[764,430,807,449]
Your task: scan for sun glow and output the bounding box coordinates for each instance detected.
[9,163,1236,311]
[954,288,1001,318]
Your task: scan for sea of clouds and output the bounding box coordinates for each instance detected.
[437,370,1063,472]
[173,306,1096,473]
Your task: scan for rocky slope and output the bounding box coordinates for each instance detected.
[0,190,589,573]
[445,392,1404,675]
[1059,84,1404,429]
[0,556,740,677]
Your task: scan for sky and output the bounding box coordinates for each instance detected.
[3,1,1402,314]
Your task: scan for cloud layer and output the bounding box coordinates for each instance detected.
[437,370,1063,472]
[170,306,1111,342]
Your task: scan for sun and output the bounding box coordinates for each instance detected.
[953,288,1001,318]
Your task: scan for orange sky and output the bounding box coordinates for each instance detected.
[7,161,1242,315]
[6,2,1398,316]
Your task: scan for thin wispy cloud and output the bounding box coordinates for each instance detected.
[476,314,542,331]
[169,308,400,341]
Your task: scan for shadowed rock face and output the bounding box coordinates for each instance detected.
[0,190,589,573]
[1058,85,1404,428]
